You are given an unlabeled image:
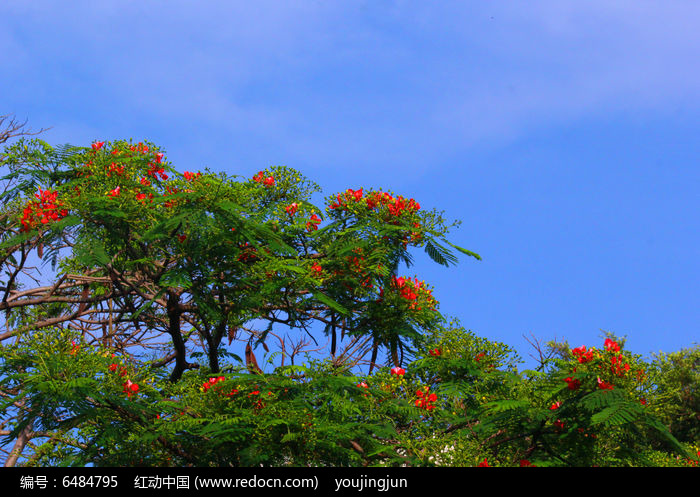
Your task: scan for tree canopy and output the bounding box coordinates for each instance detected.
[0,137,697,467]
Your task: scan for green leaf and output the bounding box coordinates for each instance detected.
[590,401,643,426]
[310,291,349,315]
[444,240,482,261]
[424,240,458,267]
[74,240,111,267]
[158,269,193,289]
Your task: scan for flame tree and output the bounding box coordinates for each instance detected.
[0,137,695,467]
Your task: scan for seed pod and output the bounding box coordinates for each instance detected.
[78,284,90,313]
[245,343,262,374]
[227,326,238,346]
[37,242,43,259]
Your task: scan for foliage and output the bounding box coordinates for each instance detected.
[0,138,697,467]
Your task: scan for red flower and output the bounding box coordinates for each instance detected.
[520,459,533,467]
[263,176,275,187]
[604,338,620,352]
[357,382,368,389]
[107,186,120,197]
[92,141,104,151]
[345,188,363,202]
[311,262,322,275]
[183,171,201,181]
[123,380,139,398]
[306,213,321,232]
[202,376,226,392]
[390,367,405,376]
[477,458,489,467]
[415,388,437,410]
[597,377,614,390]
[429,348,441,356]
[286,202,299,216]
[108,162,125,176]
[564,377,581,390]
[572,345,594,363]
[549,401,562,410]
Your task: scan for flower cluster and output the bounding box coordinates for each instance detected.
[106,141,168,181]
[356,381,369,397]
[183,171,201,181]
[604,338,621,352]
[162,185,181,209]
[123,379,139,398]
[329,188,420,217]
[415,387,437,411]
[390,367,406,377]
[285,202,299,216]
[389,275,437,311]
[571,345,594,363]
[107,162,125,177]
[236,242,259,263]
[566,338,638,394]
[597,377,614,390]
[202,376,226,392]
[564,376,581,390]
[107,354,130,378]
[20,189,69,232]
[610,353,631,377]
[306,213,321,232]
[253,171,275,186]
[329,188,364,210]
[333,248,375,289]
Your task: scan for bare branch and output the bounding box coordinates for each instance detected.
[0,114,49,146]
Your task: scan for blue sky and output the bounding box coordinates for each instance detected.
[2,1,698,368]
